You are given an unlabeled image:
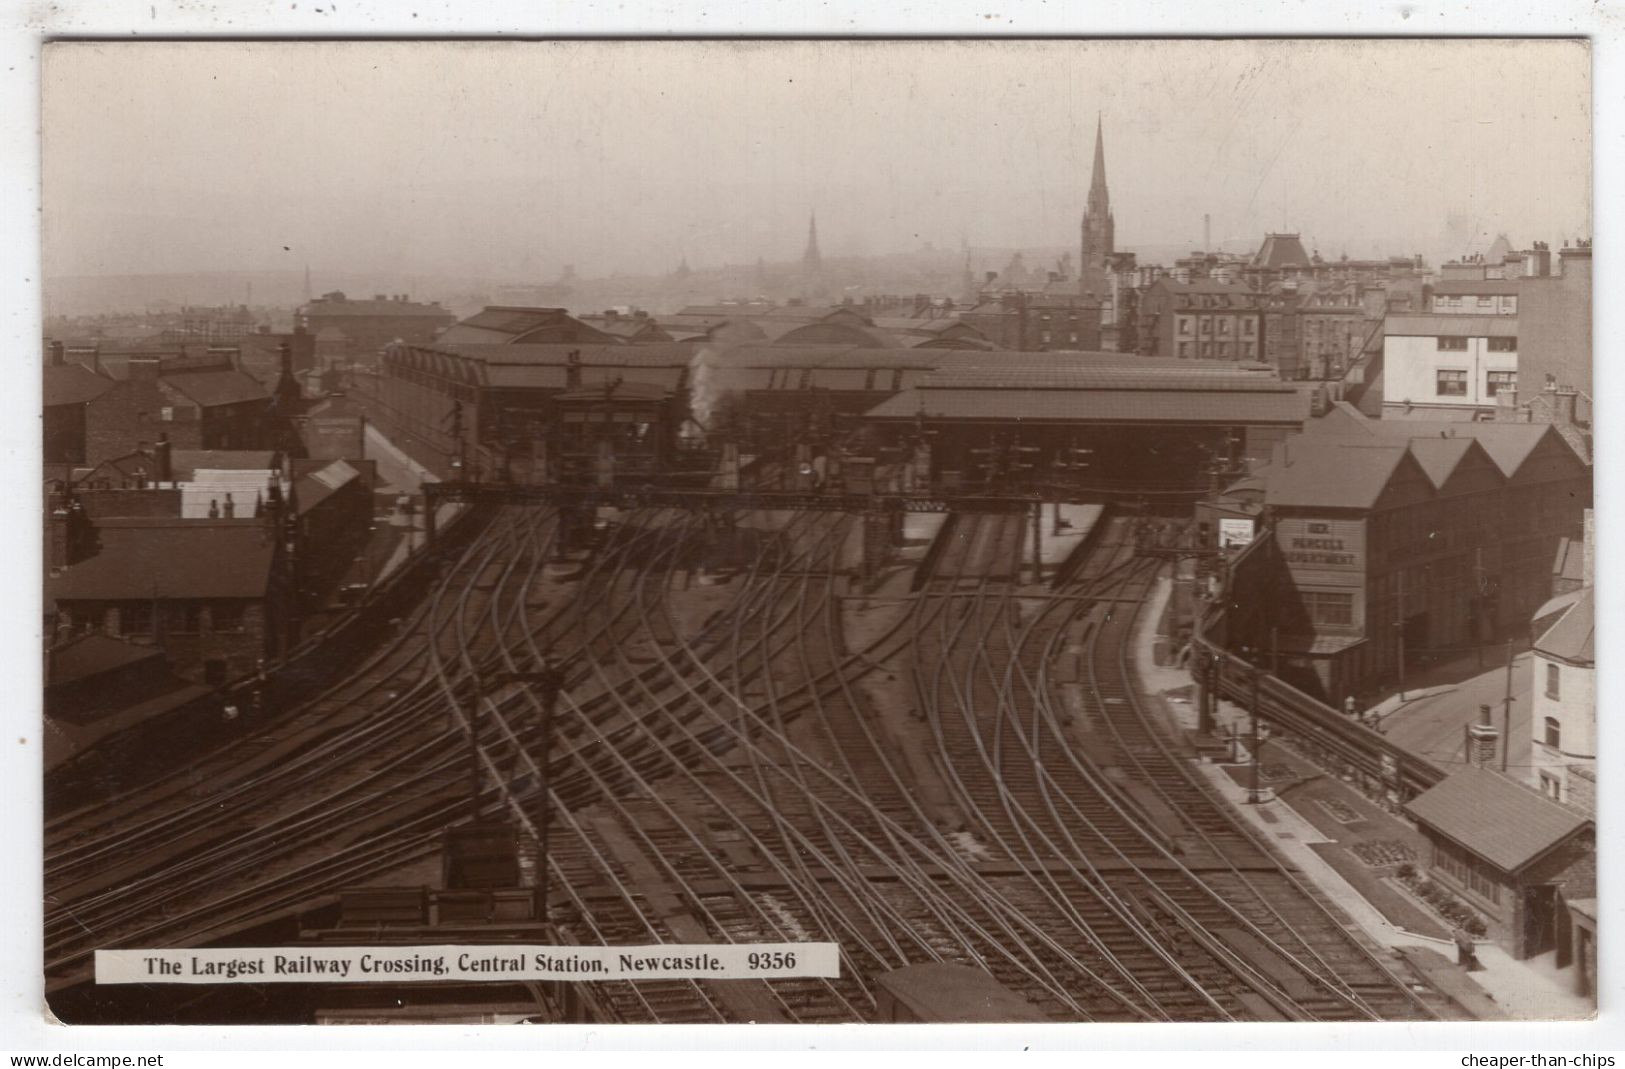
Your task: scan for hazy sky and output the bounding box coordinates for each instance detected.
[42,39,1591,282]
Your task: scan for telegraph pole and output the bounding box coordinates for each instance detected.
[1502,638,1515,773]
[1248,656,1265,804]
[1395,570,1408,702]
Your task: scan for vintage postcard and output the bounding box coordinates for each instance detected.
[37,38,1594,1029]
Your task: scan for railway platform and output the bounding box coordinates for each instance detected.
[1128,571,1592,1021]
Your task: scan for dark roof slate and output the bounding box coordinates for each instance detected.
[1404,766,1590,874]
[47,519,276,600]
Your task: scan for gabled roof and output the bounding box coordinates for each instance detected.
[47,519,276,600]
[1262,440,1412,510]
[43,363,115,407]
[1302,408,1563,478]
[1404,766,1590,874]
[866,386,1307,426]
[1404,436,1478,489]
[1534,587,1593,665]
[294,459,361,513]
[162,369,271,408]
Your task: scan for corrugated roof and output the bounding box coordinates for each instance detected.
[1534,587,1593,664]
[865,387,1308,425]
[43,363,115,407]
[1384,315,1520,338]
[162,369,271,408]
[48,520,276,600]
[1404,766,1590,874]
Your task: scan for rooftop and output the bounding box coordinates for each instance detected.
[1404,765,1590,874]
[48,519,277,601]
[43,363,115,407]
[866,385,1309,426]
[1384,314,1520,338]
[47,633,164,688]
[1534,587,1593,665]
[162,368,272,408]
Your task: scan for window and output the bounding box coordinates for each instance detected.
[1436,336,1468,351]
[1068,333,1078,344]
[1488,336,1517,352]
[1478,296,1494,309]
[1544,716,1562,750]
[163,602,202,634]
[1436,370,1468,396]
[160,406,174,422]
[119,601,153,635]
[1432,839,1502,904]
[1546,663,1561,701]
[1177,341,1191,358]
[1200,318,1212,336]
[1506,296,1518,314]
[212,601,247,632]
[1302,590,1355,627]
[1243,319,1256,337]
[1486,370,1516,396]
[1040,331,1051,344]
[1540,772,1561,800]
[1218,318,1232,336]
[1177,316,1193,336]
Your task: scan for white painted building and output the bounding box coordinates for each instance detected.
[1382,313,1519,418]
[1530,586,1593,811]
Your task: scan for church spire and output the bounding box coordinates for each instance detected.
[803,211,822,272]
[1090,113,1109,204]
[1080,114,1115,301]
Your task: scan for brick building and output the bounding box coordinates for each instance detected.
[1136,279,1263,362]
[1514,243,1591,399]
[44,342,115,465]
[46,517,290,686]
[1405,767,1593,963]
[957,283,1101,352]
[1226,408,1589,700]
[80,350,276,467]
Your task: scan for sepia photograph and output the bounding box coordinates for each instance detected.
[34,36,1597,1030]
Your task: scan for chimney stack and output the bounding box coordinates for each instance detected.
[1467,703,1501,767]
[223,493,236,519]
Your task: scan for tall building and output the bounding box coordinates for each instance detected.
[1079,116,1115,304]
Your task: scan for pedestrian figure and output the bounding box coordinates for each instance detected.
[1453,928,1481,971]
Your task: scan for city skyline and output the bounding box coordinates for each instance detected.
[44,39,1590,287]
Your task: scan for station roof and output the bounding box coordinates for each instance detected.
[1404,766,1590,875]
[866,385,1308,426]
[170,450,277,480]
[409,342,694,368]
[1384,314,1519,338]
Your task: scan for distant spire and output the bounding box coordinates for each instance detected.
[803,211,822,272]
[1080,115,1115,300]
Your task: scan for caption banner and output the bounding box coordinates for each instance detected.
[96,944,839,985]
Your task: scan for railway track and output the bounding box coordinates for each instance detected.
[45,498,1448,1023]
